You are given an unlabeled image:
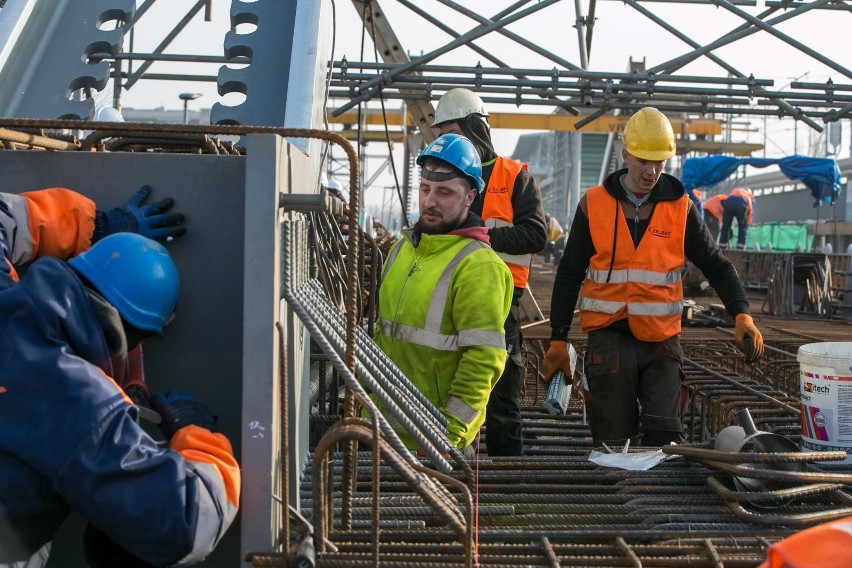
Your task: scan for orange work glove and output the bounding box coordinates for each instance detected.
[542,340,571,383]
[734,313,764,363]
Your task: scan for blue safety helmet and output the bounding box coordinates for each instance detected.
[416,133,484,192]
[69,233,180,334]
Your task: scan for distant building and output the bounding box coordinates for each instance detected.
[122,106,210,125]
[511,129,611,228]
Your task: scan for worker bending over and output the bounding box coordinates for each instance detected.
[0,187,239,567]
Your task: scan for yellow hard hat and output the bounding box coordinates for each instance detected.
[622,107,676,161]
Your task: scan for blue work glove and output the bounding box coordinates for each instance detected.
[150,391,218,440]
[94,185,186,243]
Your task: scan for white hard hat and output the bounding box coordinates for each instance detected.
[325,178,348,203]
[91,105,125,123]
[432,88,489,127]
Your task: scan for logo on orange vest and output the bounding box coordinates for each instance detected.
[487,186,509,194]
[649,226,672,238]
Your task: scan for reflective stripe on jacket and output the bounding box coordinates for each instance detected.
[703,194,727,221]
[375,230,513,449]
[480,157,531,289]
[0,190,240,567]
[578,185,690,342]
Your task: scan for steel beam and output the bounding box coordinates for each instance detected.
[351,0,438,142]
[0,0,134,119]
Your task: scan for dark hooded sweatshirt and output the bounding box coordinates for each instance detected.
[550,169,750,341]
[455,115,547,299]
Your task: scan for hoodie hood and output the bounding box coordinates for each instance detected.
[456,115,498,163]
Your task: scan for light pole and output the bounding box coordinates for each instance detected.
[179,93,202,124]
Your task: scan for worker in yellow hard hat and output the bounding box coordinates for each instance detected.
[542,107,764,448]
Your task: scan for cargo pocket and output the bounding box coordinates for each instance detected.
[658,335,683,364]
[585,330,619,379]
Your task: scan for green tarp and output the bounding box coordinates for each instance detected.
[733,223,813,251]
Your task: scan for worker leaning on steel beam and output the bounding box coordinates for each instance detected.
[433,88,547,457]
[373,133,513,454]
[543,107,765,448]
[0,187,239,567]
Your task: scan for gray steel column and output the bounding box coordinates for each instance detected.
[0,0,134,119]
[211,0,299,127]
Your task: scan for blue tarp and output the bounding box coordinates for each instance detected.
[681,155,842,207]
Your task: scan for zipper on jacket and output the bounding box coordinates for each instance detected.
[633,202,641,244]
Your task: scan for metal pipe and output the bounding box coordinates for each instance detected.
[332,60,776,85]
[331,0,562,116]
[715,0,852,82]
[437,0,582,71]
[124,0,209,89]
[0,128,79,151]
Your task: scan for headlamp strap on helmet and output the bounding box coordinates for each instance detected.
[421,166,465,184]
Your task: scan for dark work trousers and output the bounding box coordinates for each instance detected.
[719,197,748,249]
[584,327,686,447]
[485,305,525,456]
[703,211,721,241]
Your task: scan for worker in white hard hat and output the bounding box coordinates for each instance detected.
[542,107,765,448]
[433,88,547,457]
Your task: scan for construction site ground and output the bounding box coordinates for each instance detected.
[304,252,852,567]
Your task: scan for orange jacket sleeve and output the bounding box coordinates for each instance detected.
[21,188,97,260]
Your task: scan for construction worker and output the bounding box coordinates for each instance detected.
[719,187,754,250]
[542,107,765,447]
[374,133,513,453]
[0,188,239,567]
[541,214,565,264]
[433,88,547,456]
[702,193,728,241]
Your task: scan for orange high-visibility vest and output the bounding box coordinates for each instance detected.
[729,187,754,224]
[759,516,852,568]
[480,157,531,289]
[578,185,690,342]
[703,194,727,221]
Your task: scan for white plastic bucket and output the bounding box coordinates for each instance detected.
[797,342,852,463]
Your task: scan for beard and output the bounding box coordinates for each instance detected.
[415,209,467,235]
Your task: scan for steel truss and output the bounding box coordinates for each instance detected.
[333,0,852,133]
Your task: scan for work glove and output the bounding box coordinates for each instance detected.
[734,313,764,363]
[150,391,218,440]
[542,340,572,383]
[94,185,186,243]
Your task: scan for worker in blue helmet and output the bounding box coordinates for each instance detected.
[0,188,239,567]
[373,133,514,454]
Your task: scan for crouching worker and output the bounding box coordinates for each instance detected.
[0,188,239,567]
[373,133,513,455]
